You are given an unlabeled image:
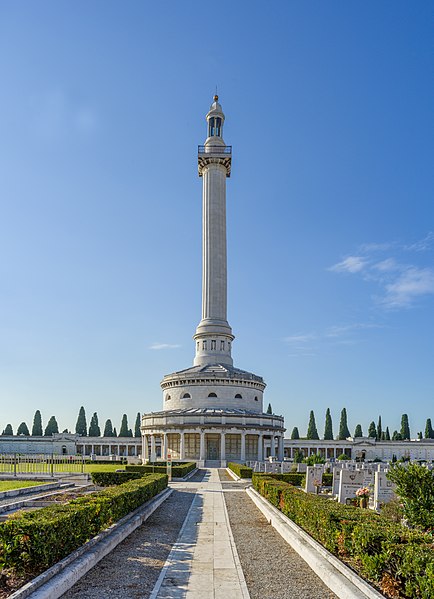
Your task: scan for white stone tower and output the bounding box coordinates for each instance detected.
[194,95,234,367]
[141,96,285,466]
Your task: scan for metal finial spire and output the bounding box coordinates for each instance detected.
[214,86,218,102]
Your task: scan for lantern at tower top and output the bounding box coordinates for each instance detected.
[205,94,225,144]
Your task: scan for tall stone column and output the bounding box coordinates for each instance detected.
[241,432,246,462]
[199,431,205,463]
[150,435,156,463]
[257,434,263,461]
[180,432,185,460]
[270,436,275,459]
[194,96,234,367]
[143,435,149,463]
[278,435,284,461]
[220,432,226,464]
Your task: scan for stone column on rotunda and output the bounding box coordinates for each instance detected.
[194,95,234,367]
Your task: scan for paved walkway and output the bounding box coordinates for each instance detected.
[150,469,249,599]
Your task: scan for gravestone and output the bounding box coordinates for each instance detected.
[297,463,307,473]
[304,465,324,494]
[337,469,366,503]
[373,471,396,510]
[332,467,341,497]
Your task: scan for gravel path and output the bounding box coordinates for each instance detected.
[62,470,205,599]
[219,470,337,599]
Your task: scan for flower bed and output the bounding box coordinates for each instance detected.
[252,474,434,598]
[0,473,167,576]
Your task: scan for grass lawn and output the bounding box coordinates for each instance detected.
[0,462,126,475]
[0,480,45,492]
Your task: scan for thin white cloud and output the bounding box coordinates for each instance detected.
[382,267,434,308]
[372,258,400,273]
[359,242,394,253]
[404,232,434,252]
[325,323,381,337]
[148,343,181,350]
[330,234,434,310]
[283,333,317,344]
[328,256,368,274]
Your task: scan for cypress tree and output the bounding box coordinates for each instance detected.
[400,414,410,440]
[377,415,382,440]
[113,427,118,437]
[385,426,391,441]
[119,414,129,437]
[2,424,13,435]
[425,418,434,439]
[127,428,133,438]
[306,410,319,440]
[75,406,87,436]
[266,403,273,414]
[354,424,363,438]
[134,412,141,437]
[417,431,423,440]
[338,408,350,440]
[17,422,30,435]
[103,419,114,437]
[392,430,402,441]
[368,421,377,438]
[32,410,43,436]
[381,432,386,441]
[323,408,333,440]
[291,426,300,440]
[88,412,101,436]
[44,416,59,436]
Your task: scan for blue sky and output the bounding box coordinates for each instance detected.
[0,2,433,438]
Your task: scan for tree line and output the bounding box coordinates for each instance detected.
[290,408,434,441]
[1,407,142,438]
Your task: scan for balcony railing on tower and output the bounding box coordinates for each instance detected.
[198,145,232,155]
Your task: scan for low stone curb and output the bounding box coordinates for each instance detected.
[246,487,385,599]
[172,467,198,481]
[9,487,173,599]
[0,484,76,515]
[0,482,61,500]
[226,467,251,483]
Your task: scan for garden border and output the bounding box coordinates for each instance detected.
[8,487,173,599]
[246,487,384,599]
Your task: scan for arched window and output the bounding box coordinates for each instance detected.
[235,394,242,399]
[208,392,217,398]
[211,340,216,350]
[166,395,171,401]
[182,393,191,399]
[254,396,259,401]
[202,340,207,350]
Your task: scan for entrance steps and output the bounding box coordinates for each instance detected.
[205,460,221,468]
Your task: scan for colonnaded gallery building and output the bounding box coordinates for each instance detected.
[140,96,286,467]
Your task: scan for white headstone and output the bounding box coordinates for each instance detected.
[374,471,396,510]
[338,469,366,504]
[305,465,324,494]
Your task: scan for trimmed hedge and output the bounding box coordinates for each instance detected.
[91,471,144,486]
[227,463,253,478]
[126,462,196,478]
[252,474,434,598]
[0,473,167,575]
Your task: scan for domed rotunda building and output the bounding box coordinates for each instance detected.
[141,96,285,467]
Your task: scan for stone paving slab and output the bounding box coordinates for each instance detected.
[151,469,249,599]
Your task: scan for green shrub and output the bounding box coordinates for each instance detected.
[252,472,305,487]
[387,463,434,531]
[322,473,333,486]
[227,463,253,478]
[252,475,434,598]
[0,473,167,575]
[91,471,144,486]
[126,462,196,478]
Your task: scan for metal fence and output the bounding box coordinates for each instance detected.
[0,454,86,476]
